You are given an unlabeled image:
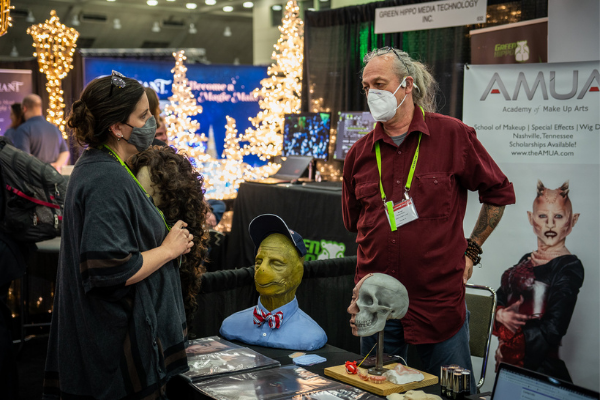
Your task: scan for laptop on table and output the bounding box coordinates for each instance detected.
[255,156,313,184]
[489,363,598,400]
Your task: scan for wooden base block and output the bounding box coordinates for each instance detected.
[324,363,438,396]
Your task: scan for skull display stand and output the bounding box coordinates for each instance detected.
[369,330,387,376]
[325,275,435,395]
[347,273,409,375]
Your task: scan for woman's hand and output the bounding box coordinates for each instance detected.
[496,296,529,333]
[162,220,194,260]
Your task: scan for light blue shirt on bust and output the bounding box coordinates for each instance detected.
[220,296,327,351]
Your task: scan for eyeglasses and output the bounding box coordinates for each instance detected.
[109,70,126,96]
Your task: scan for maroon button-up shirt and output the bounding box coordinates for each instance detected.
[342,106,515,344]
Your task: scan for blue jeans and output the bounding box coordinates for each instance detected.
[360,309,477,395]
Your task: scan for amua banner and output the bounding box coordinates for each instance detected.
[0,69,33,134]
[463,61,599,392]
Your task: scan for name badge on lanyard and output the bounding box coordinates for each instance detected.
[374,107,424,232]
[384,193,419,231]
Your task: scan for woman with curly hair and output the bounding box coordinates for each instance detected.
[43,71,194,400]
[129,145,210,326]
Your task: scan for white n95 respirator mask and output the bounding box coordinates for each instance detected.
[367,77,408,122]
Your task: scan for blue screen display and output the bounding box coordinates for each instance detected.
[83,58,268,165]
[282,113,331,160]
[334,111,376,160]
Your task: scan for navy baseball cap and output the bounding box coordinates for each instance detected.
[248,214,307,258]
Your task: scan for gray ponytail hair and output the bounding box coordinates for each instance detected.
[363,48,438,113]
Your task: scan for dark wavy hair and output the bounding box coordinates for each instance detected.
[10,103,25,128]
[128,146,209,325]
[67,74,145,148]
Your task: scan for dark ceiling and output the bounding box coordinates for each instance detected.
[1,0,255,65]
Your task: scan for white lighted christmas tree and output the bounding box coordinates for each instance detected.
[241,0,303,160]
[164,50,209,162]
[27,10,79,138]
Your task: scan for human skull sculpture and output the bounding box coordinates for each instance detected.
[347,273,409,337]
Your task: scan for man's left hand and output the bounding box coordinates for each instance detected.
[463,255,473,285]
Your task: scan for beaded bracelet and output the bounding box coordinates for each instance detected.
[465,238,482,265]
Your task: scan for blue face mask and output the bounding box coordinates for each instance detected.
[123,116,156,152]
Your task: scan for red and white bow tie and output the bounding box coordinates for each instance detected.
[253,306,283,329]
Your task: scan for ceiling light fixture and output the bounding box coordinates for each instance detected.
[107,0,116,2]
[147,0,158,5]
[71,15,80,26]
[189,23,197,34]
[10,45,19,58]
[152,21,161,32]
[113,18,122,29]
[223,26,232,36]
[271,5,282,11]
[243,2,253,8]
[223,6,233,12]
[186,2,198,8]
[26,11,35,23]
[205,0,216,4]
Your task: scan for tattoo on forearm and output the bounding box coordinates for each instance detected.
[470,204,505,245]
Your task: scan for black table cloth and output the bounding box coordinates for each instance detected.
[226,182,357,269]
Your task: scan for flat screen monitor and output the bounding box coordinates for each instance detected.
[282,113,331,160]
[334,112,376,160]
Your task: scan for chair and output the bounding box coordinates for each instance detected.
[465,282,497,390]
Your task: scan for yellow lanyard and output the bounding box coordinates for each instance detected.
[103,145,170,232]
[374,106,425,204]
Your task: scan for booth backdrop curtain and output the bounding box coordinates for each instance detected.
[302,0,548,121]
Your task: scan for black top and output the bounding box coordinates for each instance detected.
[43,148,188,399]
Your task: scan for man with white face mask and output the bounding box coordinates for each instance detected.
[342,47,516,394]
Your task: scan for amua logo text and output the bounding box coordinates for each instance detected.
[303,239,346,261]
[0,81,25,93]
[480,69,600,101]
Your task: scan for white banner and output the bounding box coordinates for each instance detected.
[375,0,487,34]
[463,62,600,392]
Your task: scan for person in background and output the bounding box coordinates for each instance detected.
[155,115,168,143]
[12,94,70,173]
[206,199,226,229]
[43,71,194,399]
[3,103,25,140]
[144,87,168,144]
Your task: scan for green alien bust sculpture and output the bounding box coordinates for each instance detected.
[220,214,328,350]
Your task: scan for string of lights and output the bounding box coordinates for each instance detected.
[0,0,13,37]
[164,51,279,200]
[241,0,303,160]
[164,50,208,163]
[27,10,79,138]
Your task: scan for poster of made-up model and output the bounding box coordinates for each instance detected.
[463,61,599,393]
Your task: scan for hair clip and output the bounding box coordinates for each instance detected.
[109,70,127,96]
